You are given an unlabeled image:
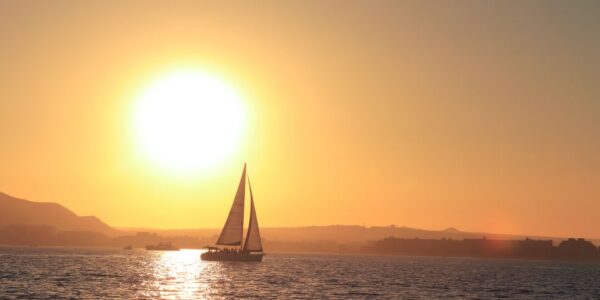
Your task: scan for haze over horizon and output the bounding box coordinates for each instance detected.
[1,1,599,238]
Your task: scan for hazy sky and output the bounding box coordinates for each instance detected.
[1,0,599,238]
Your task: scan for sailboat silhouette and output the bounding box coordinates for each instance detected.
[201,164,264,262]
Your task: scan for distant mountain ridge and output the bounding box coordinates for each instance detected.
[1,191,596,247]
[117,225,598,246]
[0,192,115,236]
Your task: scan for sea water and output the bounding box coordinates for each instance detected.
[0,246,599,299]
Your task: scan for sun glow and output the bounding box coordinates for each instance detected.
[134,70,245,174]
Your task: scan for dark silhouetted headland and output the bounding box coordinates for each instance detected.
[0,192,115,236]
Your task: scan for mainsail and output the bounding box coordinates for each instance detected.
[216,164,246,246]
[243,177,263,252]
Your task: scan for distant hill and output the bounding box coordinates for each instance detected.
[0,192,115,236]
[118,225,596,246]
[1,191,597,249]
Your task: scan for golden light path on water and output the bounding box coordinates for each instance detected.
[142,250,212,299]
[136,249,266,299]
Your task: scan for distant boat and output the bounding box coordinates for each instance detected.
[201,164,264,262]
[123,245,133,250]
[145,242,180,251]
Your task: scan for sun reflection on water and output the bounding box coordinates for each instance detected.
[142,249,215,299]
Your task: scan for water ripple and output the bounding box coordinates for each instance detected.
[0,247,599,299]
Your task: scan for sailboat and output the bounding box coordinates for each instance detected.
[201,164,264,262]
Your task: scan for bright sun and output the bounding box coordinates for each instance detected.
[134,70,245,174]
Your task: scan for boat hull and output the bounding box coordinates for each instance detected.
[201,252,263,262]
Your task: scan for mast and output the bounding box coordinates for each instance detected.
[216,164,246,246]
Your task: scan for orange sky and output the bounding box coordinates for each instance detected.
[1,1,599,238]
